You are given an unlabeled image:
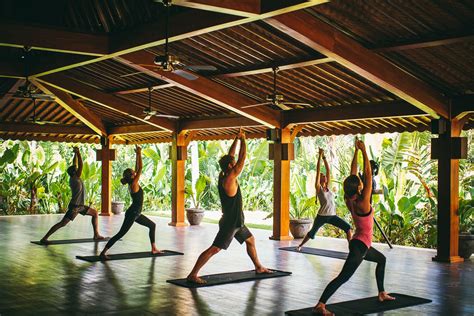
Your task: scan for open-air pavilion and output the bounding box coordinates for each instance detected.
[0,0,473,315]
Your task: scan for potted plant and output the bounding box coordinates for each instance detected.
[289,193,316,238]
[458,198,474,259]
[185,175,210,225]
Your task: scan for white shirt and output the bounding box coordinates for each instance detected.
[317,188,336,216]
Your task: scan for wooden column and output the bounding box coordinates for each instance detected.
[432,118,468,263]
[270,128,294,240]
[96,138,115,216]
[170,131,189,227]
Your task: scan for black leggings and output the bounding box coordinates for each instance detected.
[320,239,386,303]
[104,213,156,249]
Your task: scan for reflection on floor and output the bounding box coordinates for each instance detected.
[0,214,472,315]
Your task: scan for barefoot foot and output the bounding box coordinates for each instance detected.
[99,253,109,261]
[296,245,302,251]
[256,266,273,274]
[313,303,334,315]
[186,275,207,284]
[152,249,164,255]
[39,238,50,245]
[378,291,396,302]
[94,235,106,241]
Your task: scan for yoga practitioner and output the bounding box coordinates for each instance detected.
[314,139,394,315]
[297,148,352,251]
[40,147,104,244]
[187,129,271,284]
[100,146,161,260]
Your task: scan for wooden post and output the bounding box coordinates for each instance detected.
[96,137,115,216]
[170,131,188,227]
[270,128,294,240]
[432,118,466,263]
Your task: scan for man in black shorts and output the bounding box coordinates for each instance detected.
[187,130,271,284]
[40,147,104,244]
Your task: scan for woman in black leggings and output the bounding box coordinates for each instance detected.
[314,139,394,315]
[100,146,161,260]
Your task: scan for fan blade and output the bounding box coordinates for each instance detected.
[284,102,311,106]
[120,71,143,78]
[241,102,271,109]
[153,114,180,119]
[173,69,198,80]
[143,114,152,121]
[30,94,55,101]
[186,65,217,71]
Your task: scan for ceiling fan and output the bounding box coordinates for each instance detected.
[26,97,63,125]
[241,67,311,110]
[143,87,179,120]
[121,0,217,80]
[7,47,55,101]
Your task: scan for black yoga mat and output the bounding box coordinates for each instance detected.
[285,293,432,315]
[31,237,110,245]
[76,250,183,262]
[167,269,292,288]
[280,246,348,260]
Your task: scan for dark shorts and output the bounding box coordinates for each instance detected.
[212,225,253,250]
[64,205,90,221]
[307,215,351,239]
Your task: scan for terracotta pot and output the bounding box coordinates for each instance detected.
[186,208,205,225]
[459,233,474,260]
[289,218,313,239]
[111,201,125,215]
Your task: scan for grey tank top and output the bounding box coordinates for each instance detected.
[317,189,336,216]
[69,176,85,208]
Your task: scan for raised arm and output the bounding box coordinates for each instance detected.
[228,134,239,158]
[357,140,372,213]
[315,148,323,193]
[322,151,330,187]
[73,147,83,177]
[350,138,359,176]
[132,146,142,188]
[229,131,246,178]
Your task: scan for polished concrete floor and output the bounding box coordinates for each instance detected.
[0,214,472,315]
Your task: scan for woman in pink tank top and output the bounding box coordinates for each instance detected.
[313,139,395,315]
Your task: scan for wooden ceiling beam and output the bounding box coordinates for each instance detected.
[0,22,109,56]
[452,95,474,120]
[215,56,332,78]
[374,34,474,53]
[0,122,94,135]
[300,123,430,137]
[117,52,281,128]
[0,133,99,144]
[36,74,176,132]
[31,80,108,137]
[266,10,450,119]
[0,79,23,107]
[180,116,262,130]
[173,0,261,17]
[108,124,161,135]
[113,83,175,95]
[283,101,426,127]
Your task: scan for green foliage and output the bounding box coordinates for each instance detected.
[185,174,211,209]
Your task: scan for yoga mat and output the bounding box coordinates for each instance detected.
[76,250,183,262]
[31,238,110,245]
[167,269,291,288]
[285,293,432,315]
[280,246,348,260]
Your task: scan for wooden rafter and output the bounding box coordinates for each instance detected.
[117,53,281,128]
[32,80,108,136]
[0,79,23,107]
[283,101,426,127]
[215,56,332,78]
[374,34,474,53]
[113,83,175,95]
[36,74,176,132]
[452,95,474,120]
[27,1,327,78]
[173,0,261,17]
[0,22,109,56]
[180,116,261,130]
[0,122,95,135]
[265,10,450,119]
[0,133,99,144]
[108,124,161,135]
